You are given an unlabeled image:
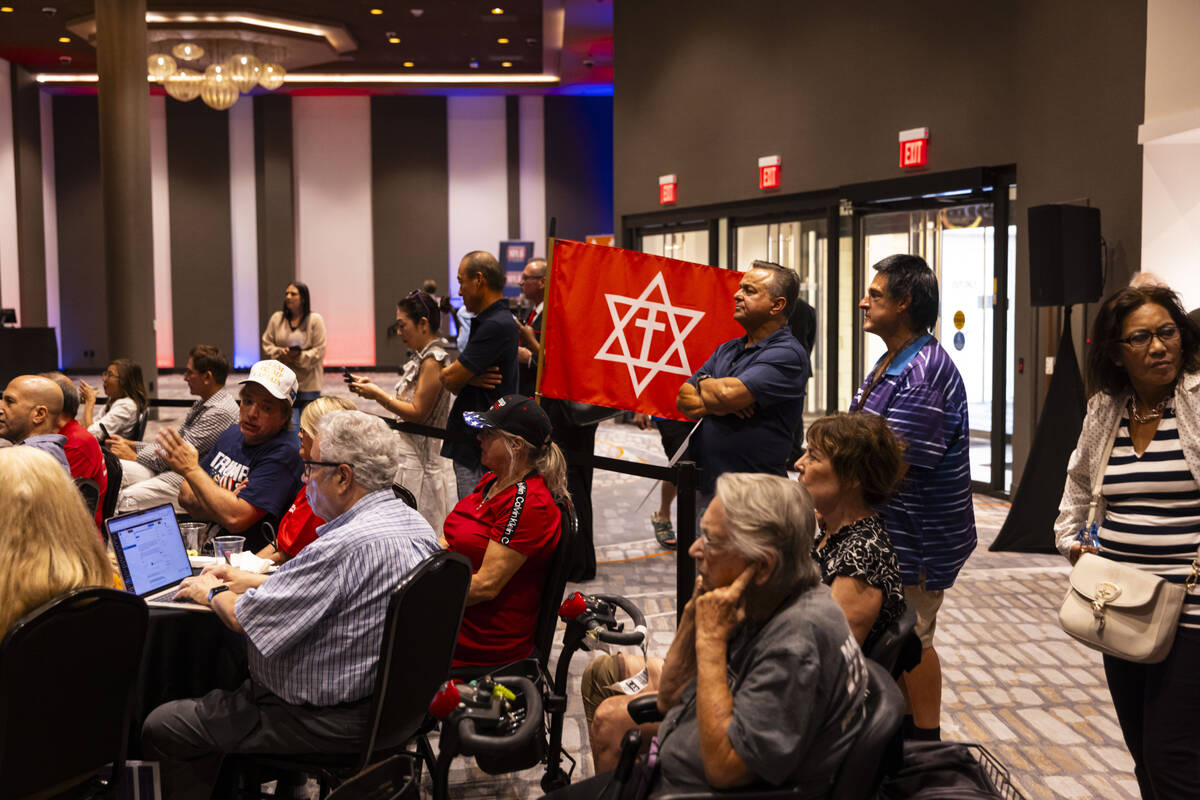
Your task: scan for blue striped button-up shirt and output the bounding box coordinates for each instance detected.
[851,335,976,590]
[237,489,440,705]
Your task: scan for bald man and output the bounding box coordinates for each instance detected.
[0,375,71,472]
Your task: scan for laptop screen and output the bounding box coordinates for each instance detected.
[106,504,193,597]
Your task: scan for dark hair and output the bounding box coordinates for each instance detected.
[1087,285,1200,396]
[422,279,438,295]
[282,282,311,324]
[806,412,907,509]
[108,358,148,414]
[750,260,800,316]
[462,251,505,292]
[873,254,939,333]
[397,290,441,334]
[41,372,79,419]
[189,344,230,385]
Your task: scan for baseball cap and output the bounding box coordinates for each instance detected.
[240,359,298,404]
[463,394,552,449]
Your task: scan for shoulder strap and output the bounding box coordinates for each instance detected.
[1086,411,1122,529]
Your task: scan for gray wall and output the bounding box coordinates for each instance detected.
[613,0,1147,487]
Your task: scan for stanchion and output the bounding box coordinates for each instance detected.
[674,461,697,621]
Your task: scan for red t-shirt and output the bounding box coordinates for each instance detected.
[443,472,561,668]
[60,419,107,530]
[275,486,323,557]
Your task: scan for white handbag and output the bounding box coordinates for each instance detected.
[1057,411,1200,664]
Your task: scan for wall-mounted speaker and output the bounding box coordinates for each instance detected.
[1028,204,1102,307]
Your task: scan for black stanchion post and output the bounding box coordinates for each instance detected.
[674,460,698,621]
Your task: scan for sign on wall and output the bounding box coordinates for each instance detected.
[898,127,930,169]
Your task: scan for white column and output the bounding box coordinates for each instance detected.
[149,95,174,367]
[519,95,547,256]
[40,90,60,363]
[228,99,259,368]
[0,58,20,322]
[447,96,508,293]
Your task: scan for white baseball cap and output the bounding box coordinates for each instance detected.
[240,360,298,403]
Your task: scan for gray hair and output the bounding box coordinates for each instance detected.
[41,372,80,419]
[315,410,401,493]
[715,473,820,596]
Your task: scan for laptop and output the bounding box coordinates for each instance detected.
[106,504,211,612]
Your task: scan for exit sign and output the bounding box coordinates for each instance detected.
[898,127,929,168]
[659,174,677,205]
[758,155,781,190]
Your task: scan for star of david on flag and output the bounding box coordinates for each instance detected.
[538,239,744,420]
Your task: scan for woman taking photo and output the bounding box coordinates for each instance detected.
[261,281,326,429]
[442,395,568,674]
[0,447,112,635]
[1056,284,1200,798]
[348,291,457,533]
[80,358,148,439]
[795,412,906,651]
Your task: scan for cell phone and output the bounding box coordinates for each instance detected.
[288,344,301,352]
[96,423,110,444]
[342,366,354,383]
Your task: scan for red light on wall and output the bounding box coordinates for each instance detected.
[758,155,781,190]
[659,174,677,205]
[898,127,929,169]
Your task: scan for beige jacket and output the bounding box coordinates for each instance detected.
[261,311,327,392]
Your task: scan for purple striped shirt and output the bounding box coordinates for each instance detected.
[850,335,976,589]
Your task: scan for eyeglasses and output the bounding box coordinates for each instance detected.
[1117,323,1179,350]
[519,274,544,283]
[303,459,345,477]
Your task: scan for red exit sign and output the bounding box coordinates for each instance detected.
[898,127,929,168]
[659,174,677,205]
[758,155,781,190]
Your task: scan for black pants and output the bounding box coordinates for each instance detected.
[545,402,599,582]
[1103,626,1200,799]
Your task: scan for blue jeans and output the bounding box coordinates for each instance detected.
[292,390,320,432]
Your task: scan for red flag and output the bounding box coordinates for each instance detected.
[538,239,744,420]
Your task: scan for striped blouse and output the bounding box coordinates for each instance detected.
[1099,400,1200,629]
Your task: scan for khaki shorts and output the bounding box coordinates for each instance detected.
[903,577,945,649]
[581,654,624,725]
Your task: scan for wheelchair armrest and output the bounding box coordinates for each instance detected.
[627,694,664,725]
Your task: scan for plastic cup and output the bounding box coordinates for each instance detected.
[179,523,207,552]
[213,535,246,564]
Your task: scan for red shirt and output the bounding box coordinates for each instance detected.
[276,486,323,557]
[443,473,561,667]
[60,419,107,530]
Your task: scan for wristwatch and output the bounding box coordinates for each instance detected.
[208,584,231,604]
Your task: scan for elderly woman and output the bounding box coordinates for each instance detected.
[442,395,568,673]
[253,395,356,565]
[348,291,457,534]
[1055,284,1200,798]
[578,474,866,794]
[0,447,112,635]
[796,412,906,651]
[80,358,148,439]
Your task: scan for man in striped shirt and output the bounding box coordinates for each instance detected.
[143,410,439,800]
[852,254,976,742]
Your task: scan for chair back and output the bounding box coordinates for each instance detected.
[0,588,149,798]
[829,659,905,800]
[531,498,578,665]
[76,477,101,515]
[129,408,150,442]
[391,483,418,511]
[865,604,920,678]
[101,447,123,526]
[361,551,472,767]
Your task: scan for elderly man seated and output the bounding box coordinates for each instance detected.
[0,374,71,472]
[143,409,440,799]
[156,359,302,553]
[113,344,240,513]
[558,474,867,799]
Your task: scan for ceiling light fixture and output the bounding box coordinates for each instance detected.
[369,8,383,14]
[172,41,204,60]
[0,7,14,12]
[37,71,559,86]
[491,7,504,14]
[500,61,512,68]
[57,36,71,43]
[497,37,509,44]
[403,61,414,68]
[387,36,401,44]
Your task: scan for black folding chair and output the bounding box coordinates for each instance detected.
[101,447,124,526]
[0,587,149,798]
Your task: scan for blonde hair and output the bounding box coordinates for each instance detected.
[300,395,357,438]
[0,448,112,635]
[493,430,570,501]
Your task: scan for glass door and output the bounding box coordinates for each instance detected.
[734,219,828,415]
[640,229,711,264]
[858,202,1015,491]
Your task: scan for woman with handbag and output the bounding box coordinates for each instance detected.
[1055,283,1200,799]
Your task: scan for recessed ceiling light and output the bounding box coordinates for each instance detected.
[388,36,401,44]
[500,61,512,68]
[491,7,504,14]
[403,61,414,68]
[58,36,71,43]
[496,37,509,44]
[0,7,14,13]
[369,8,383,14]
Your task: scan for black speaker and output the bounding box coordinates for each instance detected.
[1028,204,1102,307]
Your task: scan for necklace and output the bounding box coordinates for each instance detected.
[1129,395,1170,425]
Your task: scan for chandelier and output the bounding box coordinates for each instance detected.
[148,39,288,110]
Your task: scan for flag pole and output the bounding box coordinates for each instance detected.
[534,217,557,405]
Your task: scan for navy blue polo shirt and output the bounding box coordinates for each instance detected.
[688,326,810,493]
[442,298,520,466]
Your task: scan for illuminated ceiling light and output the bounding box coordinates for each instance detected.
[258,63,286,90]
[164,68,202,101]
[491,7,504,14]
[37,71,560,86]
[0,7,14,13]
[147,53,177,81]
[58,36,71,43]
[500,61,512,68]
[200,71,238,110]
[370,8,383,14]
[388,36,401,44]
[228,53,261,93]
[496,37,509,44]
[172,42,203,60]
[403,61,414,67]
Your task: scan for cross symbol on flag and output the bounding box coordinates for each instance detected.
[594,272,706,397]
